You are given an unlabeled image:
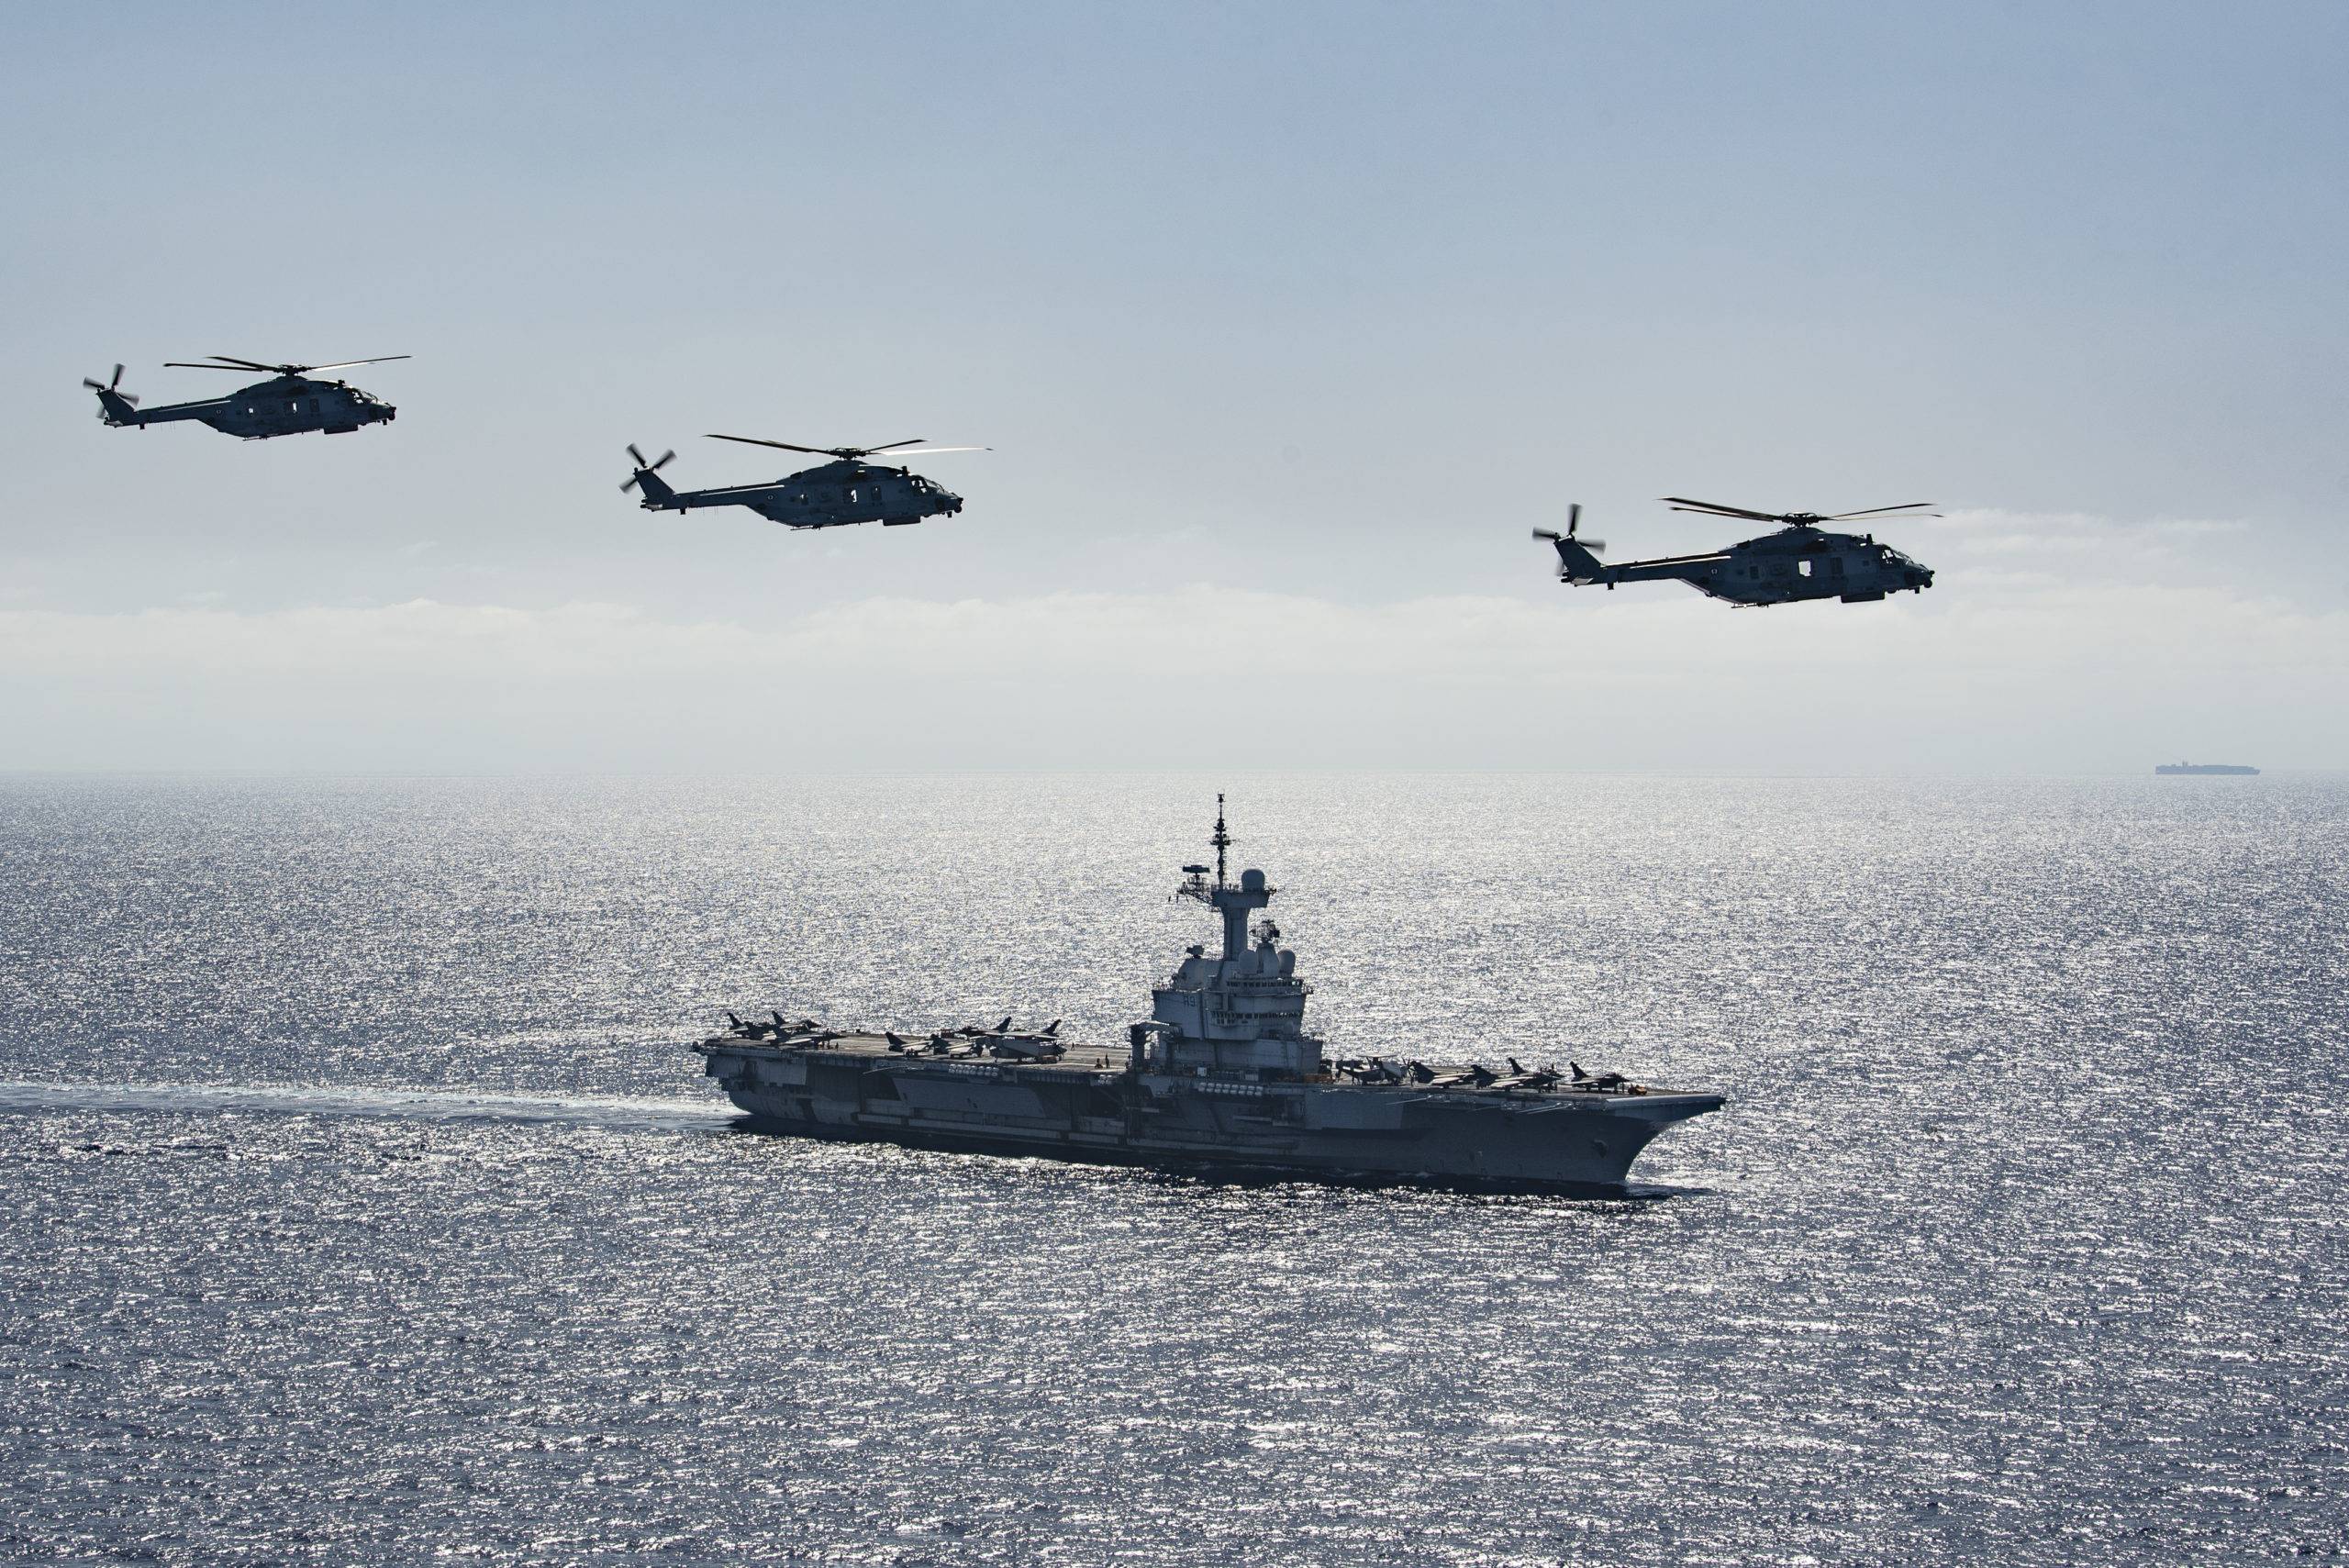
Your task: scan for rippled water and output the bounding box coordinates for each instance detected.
[3,773,2343,1564]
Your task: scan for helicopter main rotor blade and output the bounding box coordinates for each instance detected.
[1659,496,1786,521]
[165,361,278,373]
[1821,502,1938,520]
[859,439,927,453]
[201,355,284,371]
[295,355,412,374]
[866,445,988,456]
[705,434,836,455]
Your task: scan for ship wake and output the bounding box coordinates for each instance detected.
[0,1080,730,1135]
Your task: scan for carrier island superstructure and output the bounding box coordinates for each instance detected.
[695,801,1723,1191]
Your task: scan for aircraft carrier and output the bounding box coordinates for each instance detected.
[694,801,1722,1192]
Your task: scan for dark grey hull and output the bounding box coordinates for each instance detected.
[701,1044,1721,1194]
[724,1112,1691,1196]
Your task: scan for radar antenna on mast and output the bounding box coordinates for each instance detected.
[1211,793,1231,889]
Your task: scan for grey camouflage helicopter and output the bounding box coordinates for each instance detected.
[1535,496,1936,606]
[621,434,984,530]
[85,354,406,439]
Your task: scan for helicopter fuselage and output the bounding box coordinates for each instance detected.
[1551,525,1932,606]
[95,373,396,440]
[635,457,963,530]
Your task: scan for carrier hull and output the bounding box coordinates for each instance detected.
[697,1038,1721,1193]
[696,799,1724,1194]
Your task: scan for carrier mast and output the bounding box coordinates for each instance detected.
[1182,793,1272,961]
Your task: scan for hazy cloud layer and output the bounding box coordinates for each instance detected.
[9,510,2341,773]
[10,7,2346,778]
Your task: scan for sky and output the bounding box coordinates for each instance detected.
[4,0,2344,772]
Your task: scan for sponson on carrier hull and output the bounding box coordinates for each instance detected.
[694,799,1723,1192]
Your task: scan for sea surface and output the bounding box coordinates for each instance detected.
[2,773,2343,1566]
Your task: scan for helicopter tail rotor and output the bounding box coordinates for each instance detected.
[77,364,132,398]
[621,444,678,504]
[83,363,141,423]
[1536,505,1609,584]
[1564,503,1604,554]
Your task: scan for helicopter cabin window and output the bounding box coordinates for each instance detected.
[1798,560,1814,578]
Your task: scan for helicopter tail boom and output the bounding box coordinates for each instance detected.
[94,388,143,427]
[632,466,679,506]
[621,444,682,507]
[1532,528,1609,585]
[83,364,146,427]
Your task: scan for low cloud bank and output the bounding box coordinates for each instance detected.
[6,573,2343,772]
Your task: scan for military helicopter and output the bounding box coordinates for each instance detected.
[84,354,406,439]
[621,433,984,530]
[1534,496,1936,606]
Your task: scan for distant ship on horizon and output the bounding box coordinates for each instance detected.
[2156,761,2259,775]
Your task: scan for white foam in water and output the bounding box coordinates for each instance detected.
[0,1079,733,1134]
